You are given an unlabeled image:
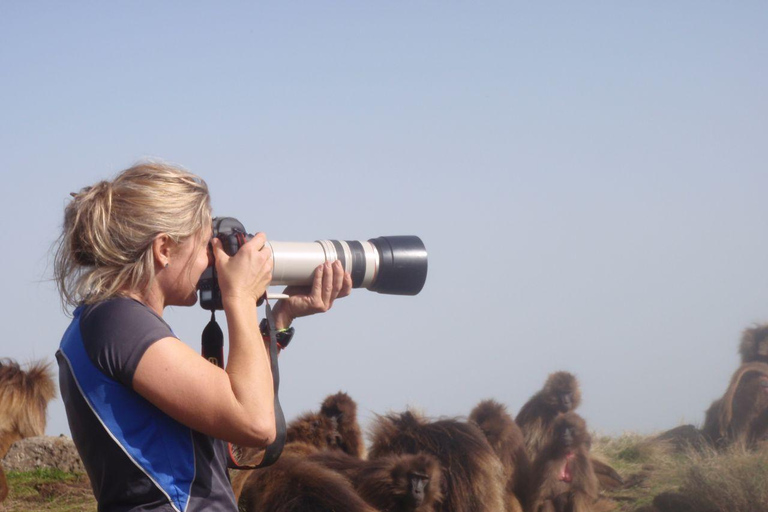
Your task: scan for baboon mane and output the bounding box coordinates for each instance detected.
[320,391,365,457]
[739,324,768,364]
[0,359,56,457]
[369,410,506,512]
[541,371,582,409]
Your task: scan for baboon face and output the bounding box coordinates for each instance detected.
[406,471,430,508]
[553,413,589,452]
[556,391,575,413]
[543,372,581,413]
[389,455,440,510]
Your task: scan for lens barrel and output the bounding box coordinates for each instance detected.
[198,217,428,310]
[268,236,428,296]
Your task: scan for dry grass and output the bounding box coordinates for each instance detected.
[593,433,768,512]
[676,444,768,512]
[0,468,93,512]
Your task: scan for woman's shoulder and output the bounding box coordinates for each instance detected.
[79,297,176,387]
[82,296,167,326]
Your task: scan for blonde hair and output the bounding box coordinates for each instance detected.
[54,161,212,310]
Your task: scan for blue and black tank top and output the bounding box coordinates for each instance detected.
[56,297,238,512]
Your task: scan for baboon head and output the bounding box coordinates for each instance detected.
[542,372,581,413]
[0,359,56,457]
[286,392,363,456]
[356,452,443,512]
[390,453,442,511]
[740,324,768,364]
[286,412,343,450]
[320,392,364,457]
[469,400,511,442]
[552,412,590,454]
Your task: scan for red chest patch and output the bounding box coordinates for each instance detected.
[559,452,576,483]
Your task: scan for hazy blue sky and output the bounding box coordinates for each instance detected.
[1,2,767,440]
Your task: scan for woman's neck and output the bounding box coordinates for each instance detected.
[123,289,165,317]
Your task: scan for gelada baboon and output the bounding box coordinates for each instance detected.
[702,361,768,448]
[319,391,365,457]
[0,359,56,457]
[285,391,364,456]
[369,409,507,512]
[232,392,364,502]
[739,324,768,364]
[528,413,614,512]
[469,399,530,512]
[238,443,378,512]
[515,373,622,490]
[310,450,443,512]
[516,372,581,459]
[0,359,55,504]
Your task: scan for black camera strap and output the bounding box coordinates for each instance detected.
[201,301,287,470]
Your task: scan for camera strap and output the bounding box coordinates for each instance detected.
[201,301,287,470]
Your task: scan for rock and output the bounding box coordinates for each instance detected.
[1,435,85,473]
[654,425,708,452]
[653,492,699,512]
[652,491,718,512]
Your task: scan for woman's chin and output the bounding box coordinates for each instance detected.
[174,292,199,307]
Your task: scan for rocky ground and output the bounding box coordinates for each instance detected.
[1,437,93,512]
[2,437,84,474]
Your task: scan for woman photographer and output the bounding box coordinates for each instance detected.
[54,162,351,512]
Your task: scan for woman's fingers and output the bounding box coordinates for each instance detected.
[310,263,324,303]
[215,232,273,304]
[320,262,334,309]
[246,232,268,252]
[328,260,345,306]
[211,237,228,263]
[338,271,353,298]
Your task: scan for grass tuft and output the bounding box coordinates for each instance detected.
[593,434,768,512]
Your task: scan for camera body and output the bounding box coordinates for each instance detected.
[198,218,251,311]
[198,217,428,311]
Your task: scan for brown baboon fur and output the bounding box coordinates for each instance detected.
[0,359,56,458]
[230,441,320,502]
[310,450,443,512]
[527,413,614,512]
[739,324,768,364]
[237,443,378,512]
[702,362,768,448]
[702,397,724,446]
[285,392,364,456]
[515,373,622,491]
[469,399,531,512]
[589,459,624,491]
[320,391,365,458]
[516,372,582,460]
[232,392,364,502]
[368,409,507,512]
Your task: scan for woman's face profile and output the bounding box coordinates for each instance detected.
[164,228,213,307]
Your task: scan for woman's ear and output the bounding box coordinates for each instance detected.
[152,234,173,269]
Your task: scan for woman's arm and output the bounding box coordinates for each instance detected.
[133,234,276,447]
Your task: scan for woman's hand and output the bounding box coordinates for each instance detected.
[271,260,352,329]
[212,233,273,306]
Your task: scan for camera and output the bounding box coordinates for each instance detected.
[198,217,428,311]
